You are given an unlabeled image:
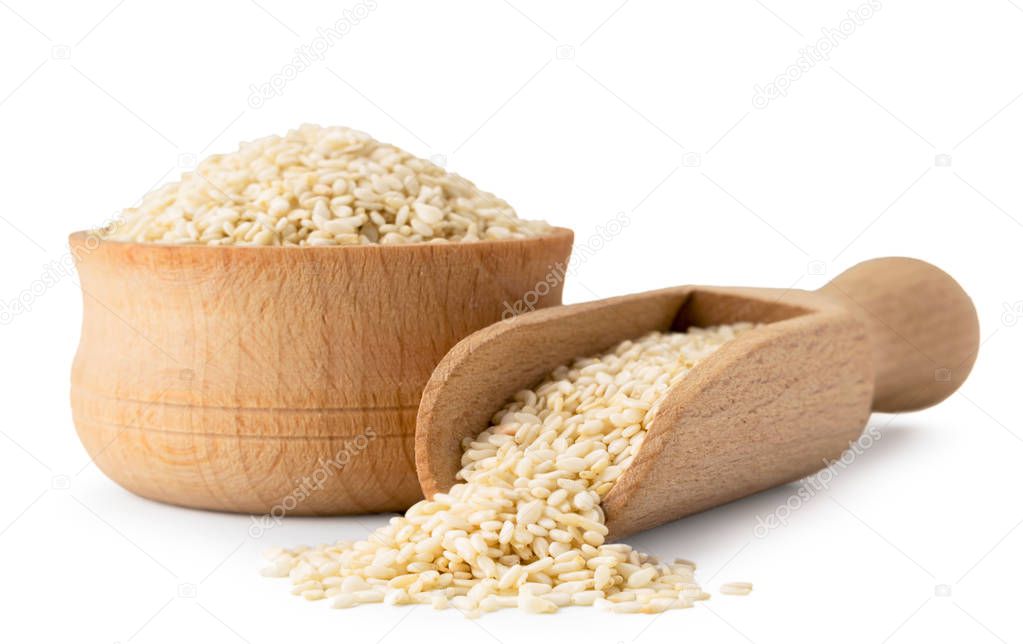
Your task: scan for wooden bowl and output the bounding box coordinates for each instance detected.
[69,228,573,515]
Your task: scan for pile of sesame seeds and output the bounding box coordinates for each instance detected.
[102,124,552,246]
[262,325,755,615]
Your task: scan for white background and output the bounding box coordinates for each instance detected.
[1,1,1021,642]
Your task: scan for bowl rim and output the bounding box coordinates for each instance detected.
[68,226,574,252]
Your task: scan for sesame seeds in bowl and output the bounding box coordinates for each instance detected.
[102,124,553,247]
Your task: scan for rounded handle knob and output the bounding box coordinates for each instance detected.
[820,257,979,412]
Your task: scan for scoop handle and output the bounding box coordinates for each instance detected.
[819,257,979,412]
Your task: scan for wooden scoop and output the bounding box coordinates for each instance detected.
[415,257,979,539]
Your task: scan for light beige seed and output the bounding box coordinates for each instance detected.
[573,492,596,511]
[413,202,445,224]
[517,500,544,526]
[720,582,753,596]
[518,594,557,614]
[572,590,603,606]
[610,600,643,614]
[627,567,658,588]
[353,590,385,603]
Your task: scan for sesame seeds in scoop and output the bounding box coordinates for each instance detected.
[262,325,755,616]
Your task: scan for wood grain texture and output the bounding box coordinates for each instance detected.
[819,257,979,411]
[69,228,573,514]
[415,257,979,539]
